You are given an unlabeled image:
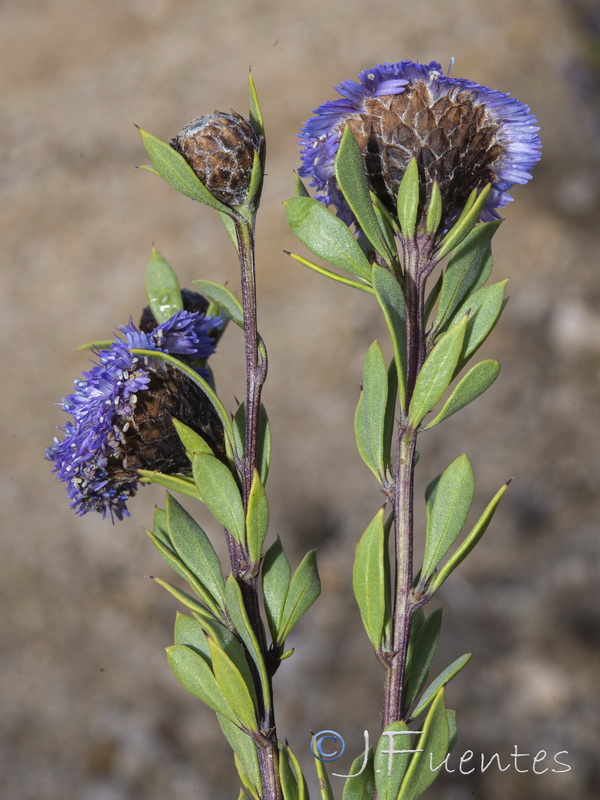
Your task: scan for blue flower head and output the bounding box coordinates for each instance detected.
[299,60,541,229]
[46,308,223,522]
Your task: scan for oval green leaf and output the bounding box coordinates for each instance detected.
[352,506,389,650]
[145,247,183,324]
[355,341,389,482]
[278,551,321,644]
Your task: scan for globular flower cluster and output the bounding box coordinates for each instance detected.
[46,310,221,521]
[299,60,541,229]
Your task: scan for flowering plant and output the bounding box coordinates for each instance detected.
[48,61,540,799]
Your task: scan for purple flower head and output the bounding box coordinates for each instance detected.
[299,60,541,230]
[46,309,223,522]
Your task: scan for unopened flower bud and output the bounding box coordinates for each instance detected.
[172,111,263,206]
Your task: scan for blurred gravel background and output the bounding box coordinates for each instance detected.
[2,0,600,798]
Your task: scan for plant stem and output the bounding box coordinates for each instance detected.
[382,238,427,728]
[233,214,281,800]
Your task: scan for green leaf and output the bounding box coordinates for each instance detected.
[398,689,449,800]
[375,721,412,800]
[166,644,236,721]
[408,316,468,427]
[434,221,501,331]
[334,127,394,265]
[174,612,211,658]
[138,128,231,213]
[295,173,311,198]
[371,193,399,258]
[166,493,226,607]
[130,348,235,448]
[446,710,458,754]
[146,529,221,614]
[192,453,245,543]
[404,609,443,711]
[424,360,500,430]
[352,507,389,650]
[396,158,420,238]
[453,280,507,369]
[383,361,398,471]
[75,339,114,351]
[437,185,491,259]
[278,551,321,644]
[409,655,472,720]
[372,264,407,412]
[172,417,214,457]
[279,744,300,800]
[208,637,258,732]
[426,181,443,235]
[192,279,244,328]
[145,247,183,324]
[138,470,200,500]
[422,454,475,579]
[219,716,261,798]
[286,251,374,294]
[151,577,214,618]
[246,469,269,565]
[248,70,265,140]
[232,402,272,485]
[287,744,310,800]
[314,753,335,800]
[151,506,170,548]
[284,197,372,280]
[224,576,270,706]
[430,481,510,593]
[354,341,389,482]
[341,747,375,800]
[262,538,291,642]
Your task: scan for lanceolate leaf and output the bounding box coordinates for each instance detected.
[165,493,226,607]
[138,470,199,500]
[313,752,335,800]
[284,196,373,280]
[434,221,501,332]
[454,280,507,369]
[396,157,420,238]
[398,689,449,800]
[287,744,310,800]
[375,721,412,800]
[286,251,374,294]
[340,747,375,800]
[174,612,211,658]
[248,70,265,140]
[409,655,472,720]
[224,575,270,705]
[354,341,389,481]
[430,481,510,593]
[192,279,244,328]
[138,128,231,213]
[422,455,475,580]
[404,608,443,711]
[232,402,272,484]
[334,126,394,265]
[278,551,321,644]
[424,360,501,430]
[246,469,269,565]
[145,248,183,323]
[372,264,407,411]
[408,316,468,428]
[353,506,389,650]
[208,637,258,732]
[166,644,236,722]
[219,715,262,799]
[192,453,245,543]
[437,184,491,259]
[172,417,214,457]
[279,744,300,800]
[262,538,292,642]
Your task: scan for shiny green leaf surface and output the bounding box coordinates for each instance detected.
[145,247,183,324]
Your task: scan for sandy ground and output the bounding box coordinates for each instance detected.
[2,0,600,798]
